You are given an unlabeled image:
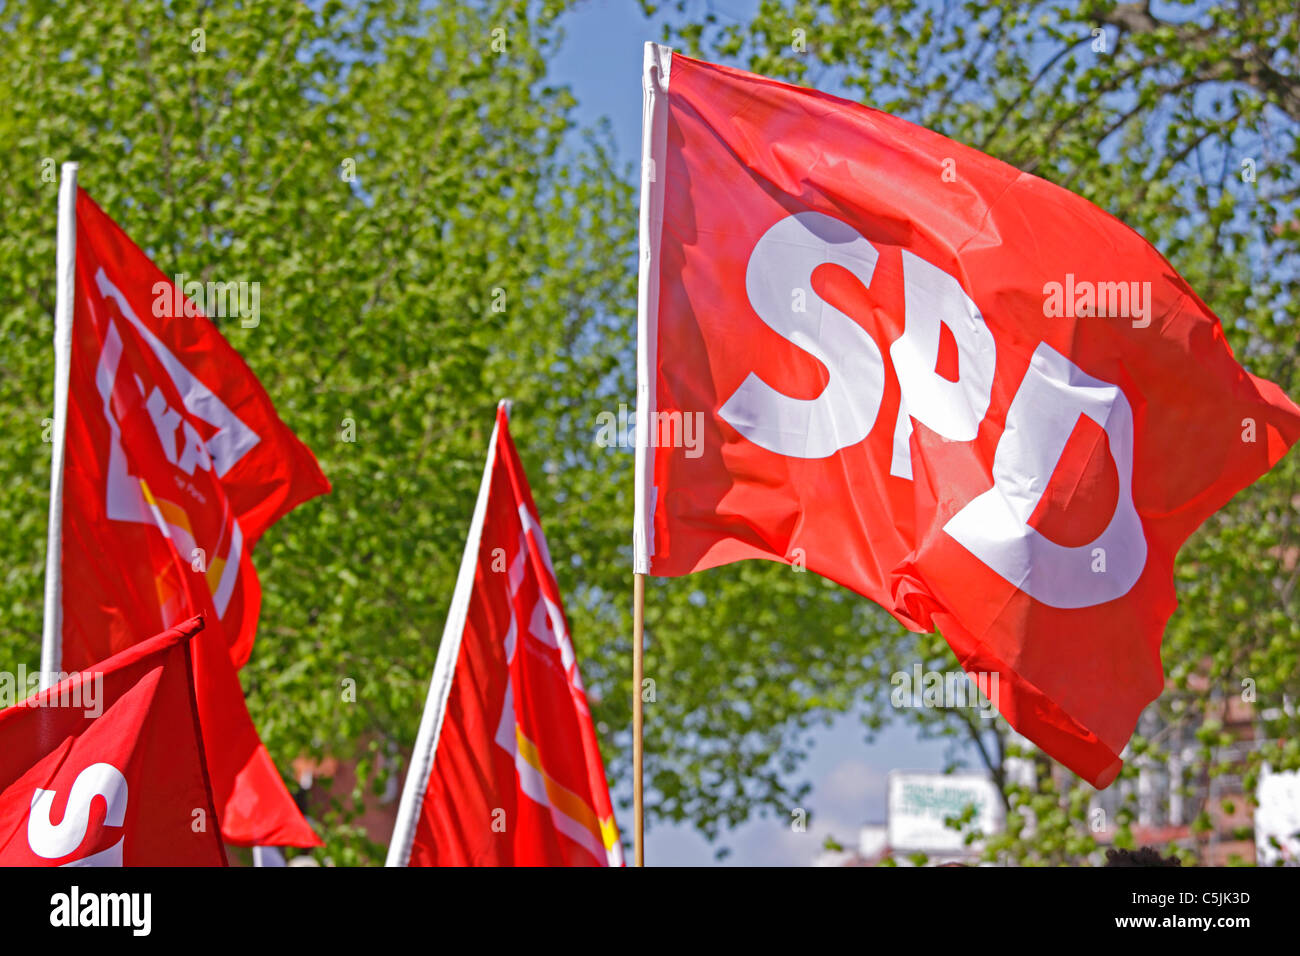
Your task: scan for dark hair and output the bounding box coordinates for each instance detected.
[1103,846,1182,867]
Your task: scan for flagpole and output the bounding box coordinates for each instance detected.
[632,571,645,867]
[41,162,77,690]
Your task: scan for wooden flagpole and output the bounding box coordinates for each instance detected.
[632,571,645,866]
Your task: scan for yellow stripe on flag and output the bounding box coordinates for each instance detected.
[514,725,608,850]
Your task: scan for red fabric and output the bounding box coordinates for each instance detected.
[643,53,1300,787]
[60,189,326,845]
[407,408,622,865]
[0,616,226,866]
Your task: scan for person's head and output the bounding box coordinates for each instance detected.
[1103,846,1182,867]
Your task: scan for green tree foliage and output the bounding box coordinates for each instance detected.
[0,0,912,863]
[0,0,639,863]
[659,0,1300,863]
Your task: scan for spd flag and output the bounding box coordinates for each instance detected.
[634,46,1300,786]
[0,616,226,866]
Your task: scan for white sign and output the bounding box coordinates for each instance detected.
[1256,766,1300,866]
[888,771,1003,854]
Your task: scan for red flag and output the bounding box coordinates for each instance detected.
[0,616,226,866]
[58,188,326,845]
[387,405,623,866]
[634,46,1300,787]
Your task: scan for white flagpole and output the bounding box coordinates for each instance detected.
[40,162,78,690]
[385,400,509,866]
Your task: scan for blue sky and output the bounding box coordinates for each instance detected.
[549,0,961,866]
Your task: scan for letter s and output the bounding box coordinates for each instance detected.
[28,762,128,860]
[719,212,885,458]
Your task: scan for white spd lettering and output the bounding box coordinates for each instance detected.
[718,211,885,458]
[28,762,128,866]
[889,250,996,479]
[943,343,1145,608]
[722,212,1145,608]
